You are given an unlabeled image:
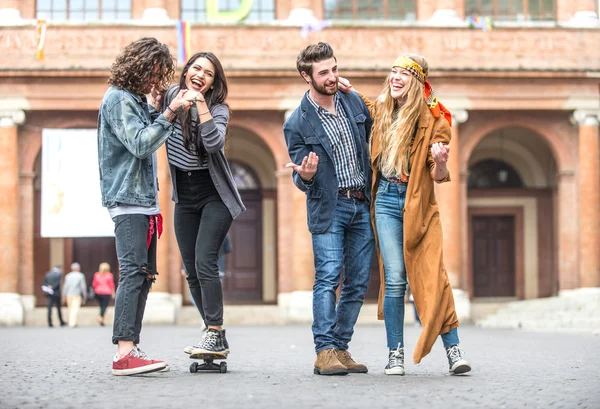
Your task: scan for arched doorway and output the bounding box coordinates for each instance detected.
[467,127,558,300]
[223,161,264,302]
[469,159,523,297]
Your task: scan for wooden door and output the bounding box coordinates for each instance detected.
[472,215,516,297]
[223,190,263,302]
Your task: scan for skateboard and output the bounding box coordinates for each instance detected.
[189,352,228,374]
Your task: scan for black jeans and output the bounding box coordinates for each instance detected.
[97,294,111,317]
[46,295,65,326]
[174,169,232,326]
[111,213,157,345]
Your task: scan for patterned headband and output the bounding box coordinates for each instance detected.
[392,56,426,84]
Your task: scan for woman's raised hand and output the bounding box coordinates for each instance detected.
[338,77,354,94]
[431,142,450,165]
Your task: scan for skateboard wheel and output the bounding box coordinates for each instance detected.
[190,362,198,373]
[220,362,227,374]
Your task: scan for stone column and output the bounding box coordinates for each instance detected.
[428,0,466,25]
[144,145,176,324]
[567,0,600,27]
[437,109,470,321]
[0,1,23,25]
[19,171,36,311]
[140,0,170,22]
[276,162,314,322]
[557,170,579,290]
[286,0,317,23]
[574,109,600,288]
[0,110,25,325]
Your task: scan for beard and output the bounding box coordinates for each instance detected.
[312,79,338,96]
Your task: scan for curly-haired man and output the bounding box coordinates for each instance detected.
[98,37,190,375]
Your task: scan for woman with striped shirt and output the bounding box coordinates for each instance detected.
[163,52,245,357]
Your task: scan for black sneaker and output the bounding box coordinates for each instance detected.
[185,328,230,355]
[446,345,471,374]
[222,328,230,354]
[190,329,227,358]
[384,346,405,375]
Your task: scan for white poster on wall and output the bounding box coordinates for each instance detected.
[41,128,114,238]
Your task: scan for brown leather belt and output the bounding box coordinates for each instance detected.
[381,175,408,184]
[338,188,366,201]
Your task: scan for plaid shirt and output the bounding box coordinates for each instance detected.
[307,93,366,190]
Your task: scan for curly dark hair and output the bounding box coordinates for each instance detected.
[108,37,175,96]
[177,52,229,156]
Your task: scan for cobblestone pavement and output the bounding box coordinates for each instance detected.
[1,324,598,409]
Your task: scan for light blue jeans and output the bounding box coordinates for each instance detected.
[311,196,375,353]
[375,179,459,349]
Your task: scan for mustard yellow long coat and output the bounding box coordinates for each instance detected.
[361,95,459,364]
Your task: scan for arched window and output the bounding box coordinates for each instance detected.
[468,159,524,189]
[230,162,260,190]
[36,0,131,20]
[324,0,417,21]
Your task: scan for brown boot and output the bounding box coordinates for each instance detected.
[314,348,349,376]
[336,350,368,373]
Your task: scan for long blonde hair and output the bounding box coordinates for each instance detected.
[98,262,111,274]
[373,54,428,177]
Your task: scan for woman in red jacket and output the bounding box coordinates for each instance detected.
[92,262,115,326]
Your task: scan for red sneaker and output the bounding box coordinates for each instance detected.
[112,348,167,376]
[135,347,170,373]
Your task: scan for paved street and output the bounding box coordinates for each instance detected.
[1,324,598,409]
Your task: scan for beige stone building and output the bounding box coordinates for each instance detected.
[0,0,599,326]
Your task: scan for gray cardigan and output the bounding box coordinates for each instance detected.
[164,85,245,219]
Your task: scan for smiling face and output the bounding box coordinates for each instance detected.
[184,56,215,95]
[389,67,413,100]
[303,57,338,96]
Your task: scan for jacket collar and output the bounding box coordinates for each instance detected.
[300,92,335,160]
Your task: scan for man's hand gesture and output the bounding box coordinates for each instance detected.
[286,152,319,182]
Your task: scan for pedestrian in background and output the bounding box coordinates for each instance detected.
[92,262,115,326]
[42,264,66,328]
[62,262,87,328]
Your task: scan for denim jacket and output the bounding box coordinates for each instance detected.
[98,85,174,207]
[283,91,373,234]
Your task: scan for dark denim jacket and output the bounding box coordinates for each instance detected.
[98,85,174,208]
[283,91,373,234]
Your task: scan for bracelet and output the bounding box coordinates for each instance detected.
[167,106,177,116]
[199,110,210,115]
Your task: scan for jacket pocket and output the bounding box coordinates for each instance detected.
[307,188,323,227]
[303,137,328,162]
[354,113,367,124]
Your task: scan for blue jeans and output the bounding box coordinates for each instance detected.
[375,180,459,349]
[111,214,157,345]
[311,196,375,353]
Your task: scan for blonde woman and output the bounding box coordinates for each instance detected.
[92,262,115,326]
[339,54,471,376]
